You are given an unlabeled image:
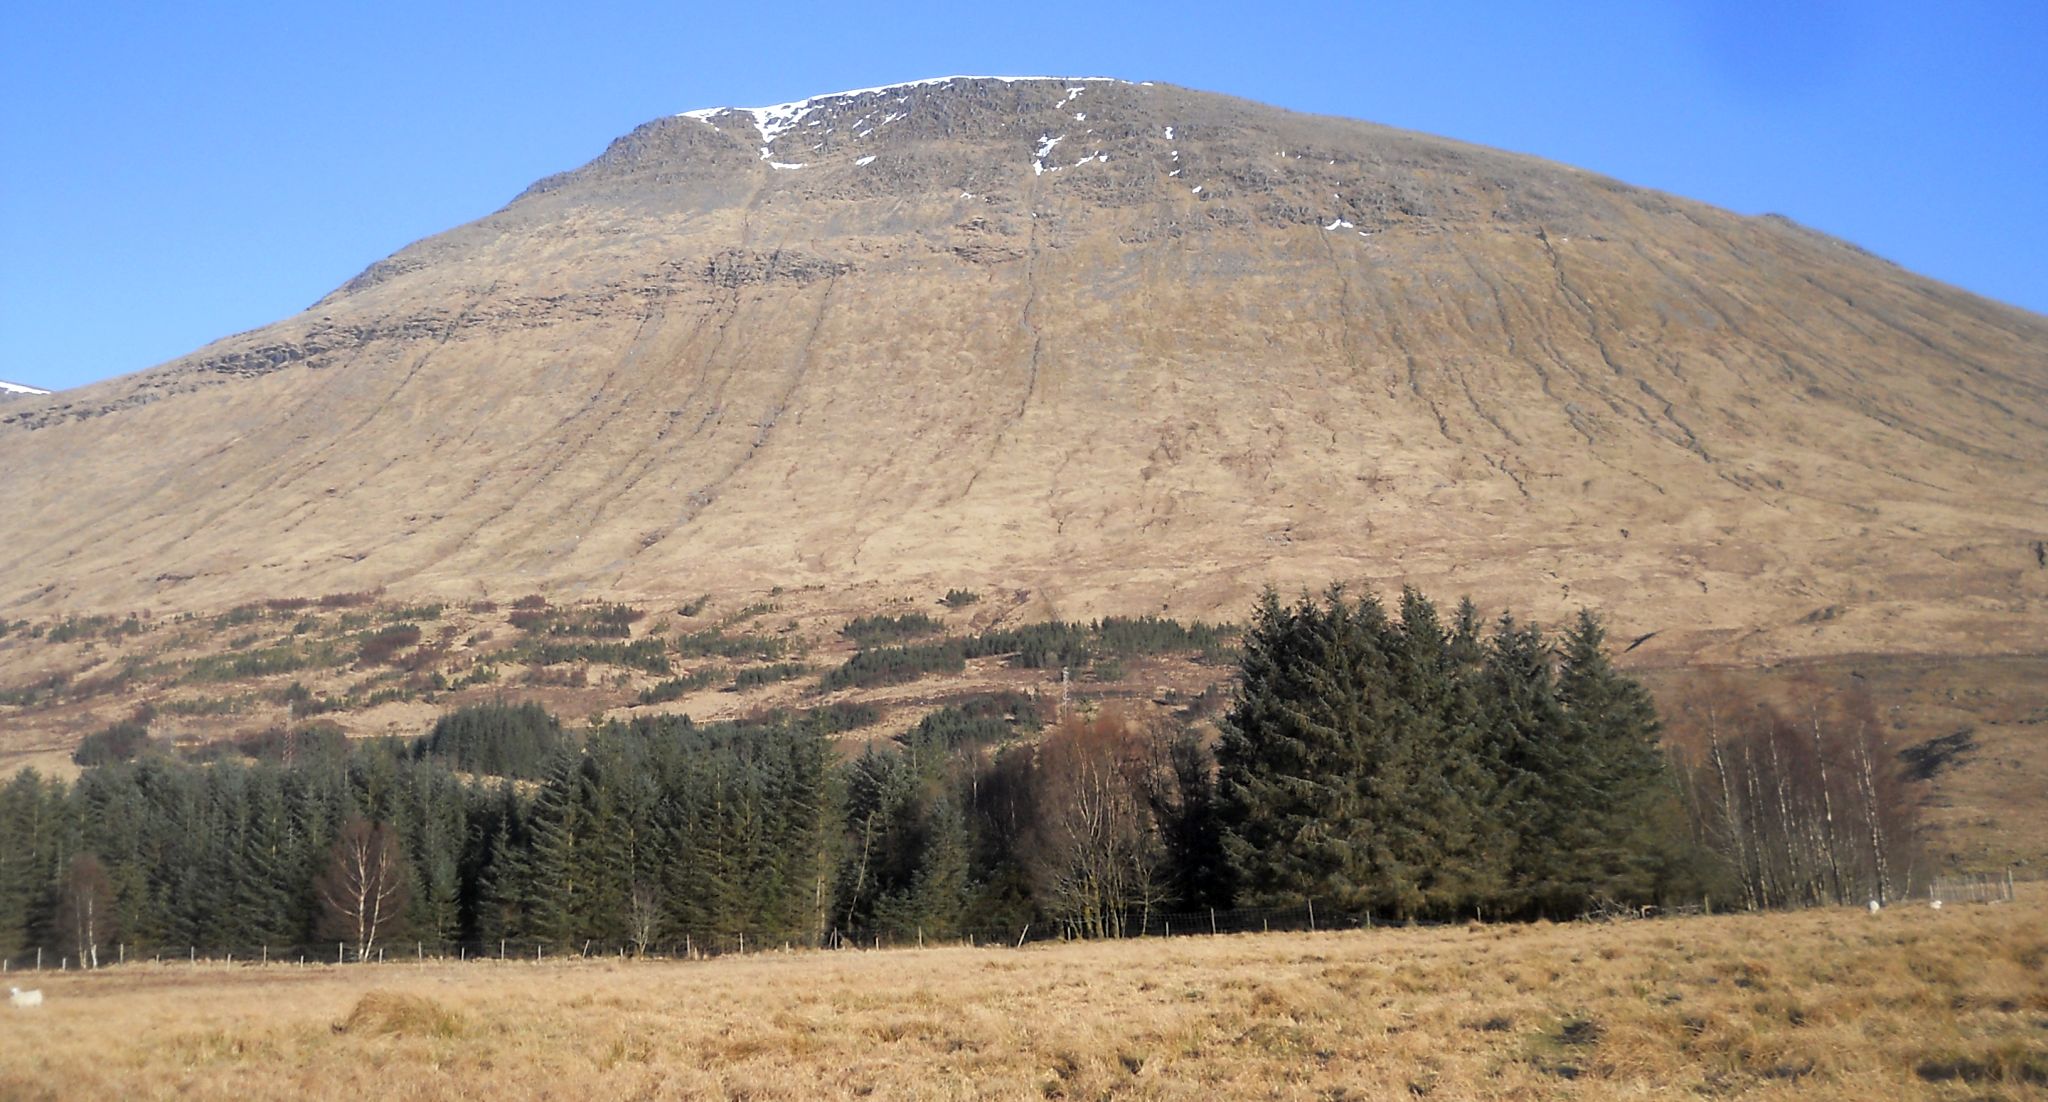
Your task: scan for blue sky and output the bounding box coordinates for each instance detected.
[3,1,2042,391]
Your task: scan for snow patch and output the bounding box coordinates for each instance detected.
[1191,185,1203,194]
[855,155,877,166]
[1032,133,1066,175]
[683,76,1124,157]
[0,380,49,395]
[1325,218,1354,231]
[1163,126,1174,140]
[769,161,806,171]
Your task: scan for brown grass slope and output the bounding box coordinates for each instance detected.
[2,78,2044,663]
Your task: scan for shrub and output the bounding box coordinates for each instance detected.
[358,624,423,666]
[213,604,264,629]
[941,588,982,608]
[184,640,336,683]
[732,663,811,691]
[639,668,722,704]
[231,722,350,766]
[899,692,1045,755]
[519,638,671,675]
[73,721,154,766]
[842,612,944,645]
[819,641,966,692]
[319,590,378,608]
[674,630,786,661]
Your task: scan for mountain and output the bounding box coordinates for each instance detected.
[1,77,2042,663]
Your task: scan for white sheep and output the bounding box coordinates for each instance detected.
[8,987,42,1008]
[1867,899,1881,914]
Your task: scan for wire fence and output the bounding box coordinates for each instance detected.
[0,901,1447,973]
[1928,870,2018,905]
[2,876,2030,974]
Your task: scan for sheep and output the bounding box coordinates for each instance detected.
[1867,899,1881,914]
[8,987,42,1008]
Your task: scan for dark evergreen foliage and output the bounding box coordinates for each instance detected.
[819,641,967,692]
[72,721,155,766]
[0,588,1770,960]
[1218,588,1701,921]
[841,613,943,645]
[412,702,566,779]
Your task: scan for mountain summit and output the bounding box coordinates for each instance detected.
[2,77,2042,661]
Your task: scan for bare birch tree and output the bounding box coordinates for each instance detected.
[57,854,115,970]
[1021,713,1164,938]
[316,817,410,961]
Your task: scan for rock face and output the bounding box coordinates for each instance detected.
[1,77,2043,661]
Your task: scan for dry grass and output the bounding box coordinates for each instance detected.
[3,890,2043,1100]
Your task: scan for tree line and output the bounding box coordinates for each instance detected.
[0,589,1925,966]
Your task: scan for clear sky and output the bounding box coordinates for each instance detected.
[3,1,2042,391]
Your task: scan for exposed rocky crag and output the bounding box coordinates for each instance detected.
[3,77,2043,663]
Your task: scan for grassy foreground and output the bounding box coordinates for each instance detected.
[2,893,2043,1100]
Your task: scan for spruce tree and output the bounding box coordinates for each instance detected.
[1556,609,1673,906]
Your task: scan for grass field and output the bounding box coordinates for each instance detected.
[2,890,2043,1100]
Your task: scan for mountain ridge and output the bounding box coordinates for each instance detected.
[2,77,2042,665]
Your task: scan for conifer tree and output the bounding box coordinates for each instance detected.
[1556,610,1673,904]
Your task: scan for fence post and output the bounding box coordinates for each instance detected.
[337,943,343,965]
[1308,900,1316,932]
[1016,924,1030,949]
[36,947,42,971]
